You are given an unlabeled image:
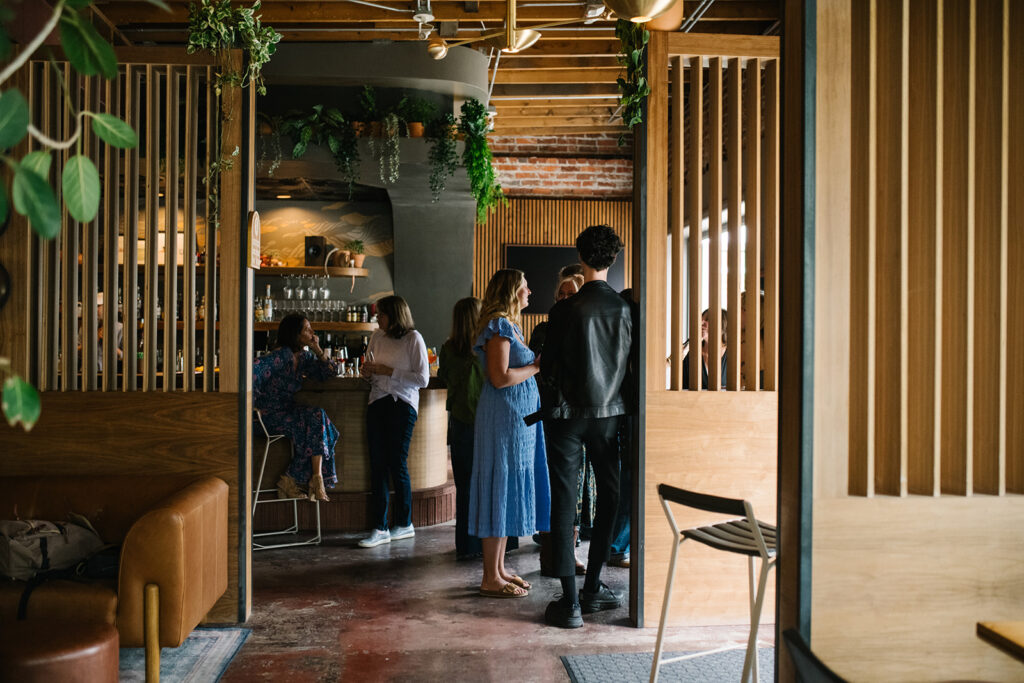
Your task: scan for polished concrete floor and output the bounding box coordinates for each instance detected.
[222,522,760,682]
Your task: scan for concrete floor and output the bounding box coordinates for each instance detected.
[223,522,762,682]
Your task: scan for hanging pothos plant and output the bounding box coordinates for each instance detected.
[282,105,360,198]
[186,0,281,228]
[615,19,650,146]
[426,113,457,202]
[458,98,505,222]
[369,111,402,185]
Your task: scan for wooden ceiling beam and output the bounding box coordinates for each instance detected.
[493,105,619,117]
[491,125,626,135]
[495,55,620,69]
[490,96,620,107]
[491,83,619,96]
[491,67,620,84]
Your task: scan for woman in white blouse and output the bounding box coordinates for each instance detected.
[358,295,430,548]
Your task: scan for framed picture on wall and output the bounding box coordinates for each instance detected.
[504,244,627,316]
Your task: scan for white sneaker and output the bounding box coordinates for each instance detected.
[358,529,391,548]
[390,524,415,541]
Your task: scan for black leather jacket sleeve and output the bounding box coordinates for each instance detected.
[539,280,633,419]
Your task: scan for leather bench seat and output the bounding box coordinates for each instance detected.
[0,620,119,683]
[0,578,118,625]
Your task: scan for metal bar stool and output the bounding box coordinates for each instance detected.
[253,409,322,551]
[650,484,777,683]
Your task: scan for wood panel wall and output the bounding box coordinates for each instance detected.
[847,0,1022,497]
[474,197,632,341]
[813,1,1024,679]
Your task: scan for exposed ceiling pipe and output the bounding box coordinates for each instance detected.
[679,0,714,33]
[341,0,414,12]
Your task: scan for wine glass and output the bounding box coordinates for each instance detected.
[305,277,318,301]
[283,276,294,301]
[319,276,330,302]
[295,275,306,301]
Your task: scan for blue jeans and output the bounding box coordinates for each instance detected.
[609,417,632,557]
[367,397,417,531]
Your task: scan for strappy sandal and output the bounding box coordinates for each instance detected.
[307,473,330,502]
[277,474,304,500]
[507,575,531,590]
[479,582,528,599]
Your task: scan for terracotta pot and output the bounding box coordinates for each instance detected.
[352,253,366,268]
[407,122,425,138]
[257,121,273,135]
[351,121,367,136]
[370,122,383,137]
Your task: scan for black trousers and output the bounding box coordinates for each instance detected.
[543,416,621,578]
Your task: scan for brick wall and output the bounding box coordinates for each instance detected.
[490,133,634,198]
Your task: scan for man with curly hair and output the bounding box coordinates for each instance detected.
[538,224,633,628]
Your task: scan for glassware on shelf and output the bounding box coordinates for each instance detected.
[295,275,306,301]
[319,276,330,302]
[305,277,318,301]
[283,276,294,300]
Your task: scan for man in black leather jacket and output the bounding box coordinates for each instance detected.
[538,224,632,628]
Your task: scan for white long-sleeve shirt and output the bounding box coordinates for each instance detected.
[366,329,429,412]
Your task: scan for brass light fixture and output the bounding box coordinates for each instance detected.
[603,0,681,23]
[428,0,597,59]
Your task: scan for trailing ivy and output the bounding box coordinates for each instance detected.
[457,98,505,222]
[426,113,457,202]
[282,105,361,198]
[185,0,281,96]
[615,19,650,146]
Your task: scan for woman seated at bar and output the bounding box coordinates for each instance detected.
[253,313,339,502]
[470,269,550,598]
[682,308,728,390]
[358,296,430,549]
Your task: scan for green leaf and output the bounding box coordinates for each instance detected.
[292,140,307,159]
[0,89,29,150]
[59,12,117,79]
[3,375,41,432]
[21,150,51,178]
[90,113,138,148]
[62,154,100,222]
[12,165,60,239]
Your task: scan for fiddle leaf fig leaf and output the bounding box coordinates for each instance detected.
[3,375,41,432]
[62,154,100,222]
[12,165,60,239]
[21,150,51,178]
[59,11,117,79]
[0,89,29,151]
[90,113,138,148]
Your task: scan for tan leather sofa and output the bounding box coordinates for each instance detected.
[0,475,228,654]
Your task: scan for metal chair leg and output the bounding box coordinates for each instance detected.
[650,537,684,683]
[741,557,773,683]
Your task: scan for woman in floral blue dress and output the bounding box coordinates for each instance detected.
[254,314,339,501]
[470,269,551,598]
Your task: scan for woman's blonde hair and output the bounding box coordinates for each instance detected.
[448,297,482,356]
[477,268,526,338]
[554,273,584,301]
[376,295,415,339]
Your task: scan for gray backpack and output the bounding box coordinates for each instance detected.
[0,514,105,581]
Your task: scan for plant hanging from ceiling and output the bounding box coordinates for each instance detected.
[186,0,281,228]
[0,0,152,431]
[615,19,650,146]
[458,98,505,222]
[370,110,402,185]
[427,113,458,202]
[282,105,361,198]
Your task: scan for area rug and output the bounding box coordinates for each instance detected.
[562,647,774,682]
[119,627,250,683]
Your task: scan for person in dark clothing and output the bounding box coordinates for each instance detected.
[538,224,633,628]
[681,308,728,390]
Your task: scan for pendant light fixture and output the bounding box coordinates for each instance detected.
[603,0,681,24]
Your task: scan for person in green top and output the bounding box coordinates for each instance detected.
[438,297,519,560]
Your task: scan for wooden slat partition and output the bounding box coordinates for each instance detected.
[670,56,684,391]
[82,76,99,391]
[707,58,723,392]
[474,198,633,342]
[123,66,141,386]
[183,68,200,389]
[143,65,161,389]
[102,77,121,391]
[762,60,779,392]
[164,68,181,391]
[743,58,761,392]
[1008,0,1024,492]
[686,57,702,391]
[849,0,1019,498]
[725,58,742,391]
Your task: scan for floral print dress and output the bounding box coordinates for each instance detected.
[253,346,339,488]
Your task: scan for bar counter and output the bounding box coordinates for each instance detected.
[294,376,449,494]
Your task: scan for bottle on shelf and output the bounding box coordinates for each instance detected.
[324,333,334,359]
[262,284,274,322]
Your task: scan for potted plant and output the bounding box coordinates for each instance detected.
[427,113,458,202]
[283,105,361,198]
[345,239,366,268]
[399,97,438,138]
[360,86,380,137]
[458,98,505,221]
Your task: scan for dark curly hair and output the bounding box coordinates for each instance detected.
[276,313,308,351]
[575,224,624,271]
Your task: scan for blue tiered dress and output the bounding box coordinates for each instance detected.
[468,317,551,538]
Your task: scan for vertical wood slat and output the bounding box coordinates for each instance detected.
[707,58,724,392]
[686,57,703,392]
[848,0,874,495]
[144,66,161,389]
[164,68,181,391]
[646,32,670,392]
[219,51,244,392]
[971,0,1004,494]
[27,64,42,388]
[61,69,80,392]
[183,68,199,389]
[123,66,141,388]
[1007,0,1024,493]
[997,0,1009,488]
[102,76,121,391]
[81,76,98,390]
[725,58,742,391]
[669,56,684,391]
[204,66,218,392]
[873,0,906,495]
[40,65,61,390]
[762,59,779,392]
[743,58,761,392]
[940,0,971,494]
[907,0,941,495]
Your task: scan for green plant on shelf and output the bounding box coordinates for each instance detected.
[359,85,379,122]
[370,111,402,184]
[344,239,365,255]
[615,19,649,146]
[398,96,437,126]
[282,105,360,197]
[426,113,458,202]
[458,98,505,222]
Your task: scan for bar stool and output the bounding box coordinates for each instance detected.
[252,409,322,551]
[650,484,777,683]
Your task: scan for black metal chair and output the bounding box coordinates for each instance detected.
[650,484,777,683]
[782,629,847,683]
[252,409,322,550]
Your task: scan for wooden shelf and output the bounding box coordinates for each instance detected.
[254,321,377,332]
[256,266,369,277]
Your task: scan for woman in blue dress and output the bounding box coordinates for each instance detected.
[253,314,339,502]
[470,269,551,598]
